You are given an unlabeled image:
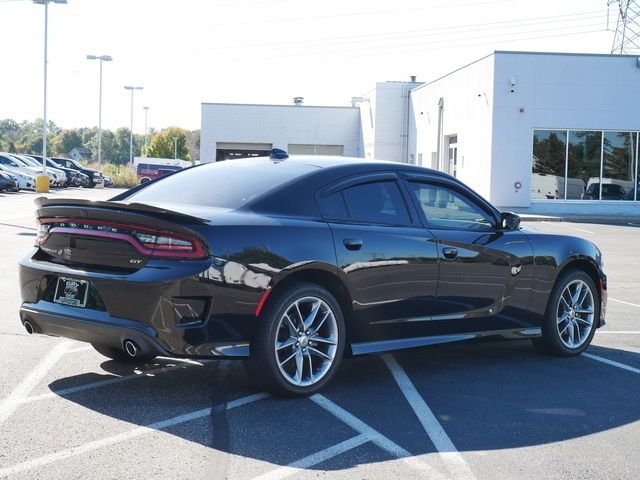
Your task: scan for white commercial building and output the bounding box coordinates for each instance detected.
[408,51,640,215]
[200,103,362,162]
[200,51,640,216]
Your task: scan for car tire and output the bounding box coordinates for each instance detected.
[532,268,599,357]
[248,282,345,397]
[91,343,156,363]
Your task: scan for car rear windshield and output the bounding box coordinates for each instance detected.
[126,158,318,209]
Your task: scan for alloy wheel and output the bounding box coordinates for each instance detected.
[556,279,595,349]
[274,296,338,387]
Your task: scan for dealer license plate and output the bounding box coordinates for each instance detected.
[53,277,89,308]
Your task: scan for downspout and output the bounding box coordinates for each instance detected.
[436,97,444,171]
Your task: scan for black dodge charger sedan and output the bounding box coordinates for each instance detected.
[19,153,607,396]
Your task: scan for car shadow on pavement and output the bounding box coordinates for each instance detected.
[47,340,640,474]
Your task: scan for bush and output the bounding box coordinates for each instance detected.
[86,162,138,188]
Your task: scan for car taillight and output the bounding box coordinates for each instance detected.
[35,221,50,245]
[36,218,208,259]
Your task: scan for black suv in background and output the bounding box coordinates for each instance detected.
[50,157,104,188]
[25,155,90,188]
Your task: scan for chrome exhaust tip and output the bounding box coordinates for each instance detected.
[24,321,35,335]
[124,340,139,357]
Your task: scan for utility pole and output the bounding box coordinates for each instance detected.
[609,0,640,54]
[143,106,149,157]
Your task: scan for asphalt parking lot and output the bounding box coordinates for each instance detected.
[1,189,639,480]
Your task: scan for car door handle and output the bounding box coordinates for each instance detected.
[343,238,363,251]
[442,247,458,259]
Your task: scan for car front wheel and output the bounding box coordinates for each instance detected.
[248,282,345,397]
[532,268,599,356]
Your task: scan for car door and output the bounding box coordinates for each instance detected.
[317,173,440,349]
[401,174,534,335]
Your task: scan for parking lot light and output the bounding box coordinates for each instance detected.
[33,0,67,192]
[124,86,143,165]
[87,54,112,167]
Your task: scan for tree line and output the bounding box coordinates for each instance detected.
[0,119,200,164]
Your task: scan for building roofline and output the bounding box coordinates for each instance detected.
[411,50,640,93]
[494,49,640,58]
[201,102,358,110]
[410,52,495,92]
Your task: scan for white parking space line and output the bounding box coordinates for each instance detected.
[65,345,93,354]
[252,434,369,480]
[541,222,594,234]
[609,298,640,309]
[583,353,640,375]
[0,341,71,426]
[0,392,270,478]
[383,354,477,480]
[311,394,448,479]
[20,362,202,405]
[596,331,640,334]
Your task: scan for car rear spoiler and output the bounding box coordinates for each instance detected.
[34,197,210,225]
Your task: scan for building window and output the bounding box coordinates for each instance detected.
[568,131,601,200]
[602,131,636,201]
[532,130,639,202]
[532,130,566,200]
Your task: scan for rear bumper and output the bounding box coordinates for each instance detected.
[21,301,169,357]
[19,250,257,358]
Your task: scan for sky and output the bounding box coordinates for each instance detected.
[0,0,622,133]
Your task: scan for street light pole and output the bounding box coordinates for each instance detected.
[143,106,149,157]
[87,55,112,166]
[33,0,67,188]
[174,137,178,160]
[123,85,143,165]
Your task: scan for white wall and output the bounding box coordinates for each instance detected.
[361,82,421,163]
[409,55,495,201]
[200,103,362,163]
[491,51,640,208]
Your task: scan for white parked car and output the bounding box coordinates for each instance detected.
[15,154,67,187]
[7,154,66,187]
[0,163,36,190]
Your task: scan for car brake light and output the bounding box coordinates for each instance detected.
[36,218,208,259]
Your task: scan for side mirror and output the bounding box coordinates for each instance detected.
[500,212,521,230]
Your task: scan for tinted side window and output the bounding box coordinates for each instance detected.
[407,182,494,231]
[339,181,410,225]
[319,192,349,219]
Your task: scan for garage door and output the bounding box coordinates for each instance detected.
[216,142,273,161]
[288,144,344,155]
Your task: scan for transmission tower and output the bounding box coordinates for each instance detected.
[609,0,640,53]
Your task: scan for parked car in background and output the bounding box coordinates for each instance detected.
[623,186,639,201]
[15,155,68,188]
[50,157,104,188]
[0,171,18,191]
[27,155,90,188]
[19,154,607,397]
[0,153,51,188]
[137,163,183,183]
[102,175,114,187]
[581,183,626,200]
[0,163,35,190]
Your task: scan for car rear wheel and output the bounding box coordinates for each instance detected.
[248,282,345,397]
[532,269,599,356]
[91,343,156,363]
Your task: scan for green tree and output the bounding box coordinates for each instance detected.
[186,130,200,163]
[50,129,84,157]
[147,127,190,160]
